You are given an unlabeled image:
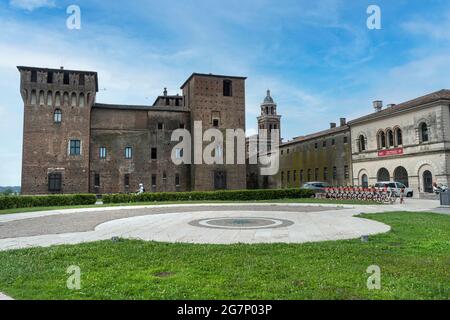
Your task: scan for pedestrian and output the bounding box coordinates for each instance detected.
[400,188,405,204]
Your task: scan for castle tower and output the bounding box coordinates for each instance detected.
[258,89,282,148]
[181,73,247,191]
[18,66,98,194]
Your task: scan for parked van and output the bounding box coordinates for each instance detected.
[375,182,414,197]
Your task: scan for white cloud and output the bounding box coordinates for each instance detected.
[9,0,55,11]
[402,11,450,41]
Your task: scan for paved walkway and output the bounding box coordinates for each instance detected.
[0,200,445,251]
[0,292,13,300]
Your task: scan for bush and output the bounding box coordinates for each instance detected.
[0,194,97,210]
[102,188,315,204]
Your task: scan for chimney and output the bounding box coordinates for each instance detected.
[163,88,168,96]
[387,103,396,108]
[60,66,64,70]
[373,100,383,112]
[340,118,347,126]
[330,123,337,129]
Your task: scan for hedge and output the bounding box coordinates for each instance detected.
[0,194,97,210]
[103,188,315,204]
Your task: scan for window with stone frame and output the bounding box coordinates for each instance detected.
[69,140,81,156]
[420,123,429,143]
[358,135,366,152]
[99,147,107,159]
[54,109,62,123]
[125,147,133,159]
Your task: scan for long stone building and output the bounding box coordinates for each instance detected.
[18,65,450,198]
[267,89,450,198]
[349,90,450,197]
[18,66,247,195]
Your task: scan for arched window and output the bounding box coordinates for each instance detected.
[55,92,61,107]
[420,123,429,143]
[71,93,77,107]
[30,90,37,105]
[377,168,390,182]
[377,131,386,149]
[395,128,403,146]
[63,92,69,106]
[54,109,62,123]
[47,92,53,106]
[39,91,45,105]
[79,93,85,107]
[358,135,366,152]
[361,174,369,188]
[387,130,394,148]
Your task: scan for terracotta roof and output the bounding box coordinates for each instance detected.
[349,89,450,125]
[282,125,349,147]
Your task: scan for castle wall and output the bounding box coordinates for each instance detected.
[90,107,191,194]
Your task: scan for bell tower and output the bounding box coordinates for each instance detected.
[257,90,282,146]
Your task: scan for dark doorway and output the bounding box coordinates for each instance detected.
[214,171,227,190]
[394,167,409,187]
[423,171,433,193]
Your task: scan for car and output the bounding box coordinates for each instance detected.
[375,181,414,197]
[302,182,330,193]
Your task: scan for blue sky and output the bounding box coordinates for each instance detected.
[1,0,450,186]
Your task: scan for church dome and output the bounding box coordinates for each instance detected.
[263,89,274,104]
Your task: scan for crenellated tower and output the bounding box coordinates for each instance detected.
[18,66,98,194]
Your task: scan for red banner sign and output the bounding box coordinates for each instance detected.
[378,148,404,157]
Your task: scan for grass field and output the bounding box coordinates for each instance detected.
[0,212,448,300]
[0,198,378,215]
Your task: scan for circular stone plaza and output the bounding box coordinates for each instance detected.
[0,200,444,251]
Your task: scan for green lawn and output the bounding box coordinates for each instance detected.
[0,212,447,300]
[0,198,377,215]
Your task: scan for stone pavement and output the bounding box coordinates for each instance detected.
[0,200,444,251]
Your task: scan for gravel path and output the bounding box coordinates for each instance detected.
[0,205,339,239]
